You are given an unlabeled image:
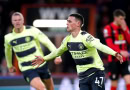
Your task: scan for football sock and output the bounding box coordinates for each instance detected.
[126,84,130,90]
[111,86,116,90]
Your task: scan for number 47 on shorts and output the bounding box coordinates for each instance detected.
[95,77,104,88]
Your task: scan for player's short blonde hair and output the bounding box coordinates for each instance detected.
[11,12,24,21]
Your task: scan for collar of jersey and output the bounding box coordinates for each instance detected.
[111,22,121,29]
[13,26,25,34]
[71,30,82,38]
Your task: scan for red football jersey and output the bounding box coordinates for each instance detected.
[103,22,130,62]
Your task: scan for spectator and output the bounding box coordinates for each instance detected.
[103,9,130,90]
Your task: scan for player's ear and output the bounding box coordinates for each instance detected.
[77,21,81,27]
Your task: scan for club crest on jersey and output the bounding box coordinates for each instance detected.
[78,43,84,50]
[118,34,123,40]
[25,36,31,42]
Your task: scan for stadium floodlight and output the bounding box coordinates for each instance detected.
[33,19,67,27]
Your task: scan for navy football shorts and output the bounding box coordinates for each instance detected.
[79,70,105,90]
[22,63,51,83]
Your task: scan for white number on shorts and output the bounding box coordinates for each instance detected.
[95,77,104,87]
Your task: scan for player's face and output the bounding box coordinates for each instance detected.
[12,15,24,29]
[66,16,78,32]
[115,16,125,26]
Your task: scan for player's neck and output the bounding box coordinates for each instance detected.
[71,29,80,38]
[14,26,24,33]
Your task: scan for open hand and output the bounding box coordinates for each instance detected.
[32,56,45,68]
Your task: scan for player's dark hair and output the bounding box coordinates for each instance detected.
[69,13,84,27]
[113,9,126,17]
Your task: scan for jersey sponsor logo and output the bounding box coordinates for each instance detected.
[14,42,34,51]
[114,40,126,45]
[16,47,36,57]
[70,50,87,59]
